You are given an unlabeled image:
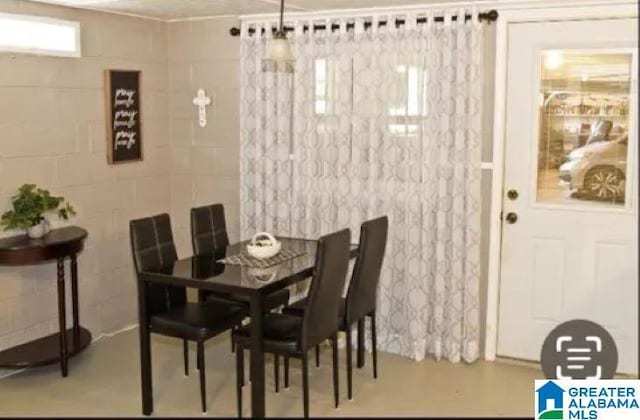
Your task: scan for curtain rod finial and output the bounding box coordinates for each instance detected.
[230,27,241,36]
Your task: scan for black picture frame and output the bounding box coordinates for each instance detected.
[105,70,143,164]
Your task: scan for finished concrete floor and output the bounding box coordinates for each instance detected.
[0,327,541,417]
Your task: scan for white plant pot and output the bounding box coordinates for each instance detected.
[27,221,48,239]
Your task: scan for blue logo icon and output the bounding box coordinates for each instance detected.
[536,381,565,419]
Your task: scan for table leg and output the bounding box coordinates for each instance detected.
[70,254,80,345]
[249,293,265,418]
[357,318,365,368]
[138,281,153,415]
[56,258,68,377]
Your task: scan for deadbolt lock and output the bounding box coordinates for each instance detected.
[507,189,519,200]
[505,212,518,224]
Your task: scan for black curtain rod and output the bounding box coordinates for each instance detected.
[229,9,498,36]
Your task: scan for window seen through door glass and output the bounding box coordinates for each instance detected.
[537,51,632,207]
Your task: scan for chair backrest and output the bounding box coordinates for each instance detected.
[129,213,185,317]
[345,216,388,323]
[190,204,230,255]
[302,228,351,349]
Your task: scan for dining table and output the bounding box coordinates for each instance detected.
[138,236,359,417]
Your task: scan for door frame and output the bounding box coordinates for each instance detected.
[484,1,638,360]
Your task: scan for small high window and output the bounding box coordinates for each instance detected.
[0,13,81,57]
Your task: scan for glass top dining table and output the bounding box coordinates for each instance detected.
[138,236,359,418]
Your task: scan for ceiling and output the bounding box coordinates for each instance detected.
[28,0,474,20]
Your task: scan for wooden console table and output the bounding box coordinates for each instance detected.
[0,226,90,377]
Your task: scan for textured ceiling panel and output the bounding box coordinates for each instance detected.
[28,0,283,19]
[28,0,479,20]
[289,0,469,11]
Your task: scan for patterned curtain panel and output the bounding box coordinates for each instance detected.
[240,24,295,237]
[240,8,486,363]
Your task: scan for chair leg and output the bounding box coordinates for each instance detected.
[235,345,243,418]
[197,341,206,414]
[274,354,280,393]
[284,356,290,389]
[357,319,365,368]
[196,342,202,371]
[302,351,309,419]
[315,344,320,368]
[183,339,189,376]
[371,312,378,379]
[346,326,353,400]
[231,327,235,353]
[332,334,339,408]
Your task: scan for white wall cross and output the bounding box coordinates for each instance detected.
[192,88,212,128]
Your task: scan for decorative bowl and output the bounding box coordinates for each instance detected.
[246,232,281,260]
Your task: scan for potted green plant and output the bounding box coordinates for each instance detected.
[0,184,76,239]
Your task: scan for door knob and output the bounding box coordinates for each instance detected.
[505,212,518,224]
[507,189,519,200]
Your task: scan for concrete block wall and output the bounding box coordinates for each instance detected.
[0,1,172,351]
[167,18,241,257]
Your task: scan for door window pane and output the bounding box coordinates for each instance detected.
[537,51,632,206]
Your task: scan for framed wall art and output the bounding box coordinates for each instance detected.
[104,70,142,164]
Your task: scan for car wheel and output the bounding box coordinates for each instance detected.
[583,166,625,201]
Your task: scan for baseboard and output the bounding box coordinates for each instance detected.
[494,355,542,370]
[494,355,638,378]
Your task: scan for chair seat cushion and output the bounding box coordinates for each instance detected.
[283,297,346,322]
[205,288,290,312]
[232,313,302,353]
[150,302,245,340]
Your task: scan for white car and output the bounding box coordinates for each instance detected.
[559,136,627,201]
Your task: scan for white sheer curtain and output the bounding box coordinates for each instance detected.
[240,8,486,362]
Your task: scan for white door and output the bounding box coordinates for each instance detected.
[497,18,638,374]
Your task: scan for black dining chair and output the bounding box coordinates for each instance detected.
[190,204,290,313]
[190,204,293,391]
[283,216,388,400]
[232,228,352,418]
[191,203,230,252]
[130,213,246,414]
